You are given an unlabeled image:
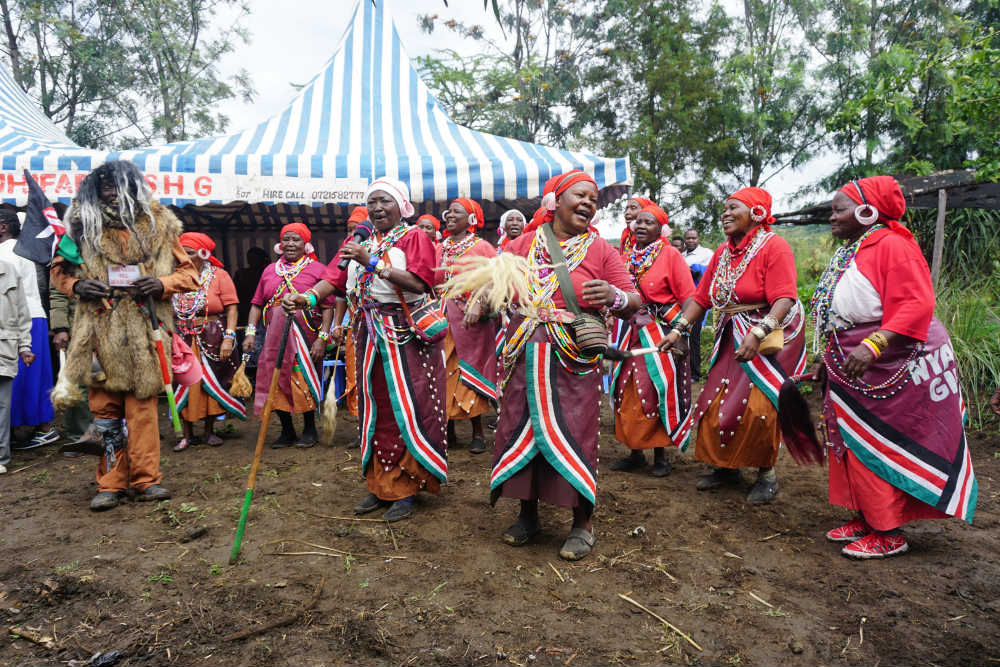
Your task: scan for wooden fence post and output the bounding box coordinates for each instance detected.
[931,188,947,289]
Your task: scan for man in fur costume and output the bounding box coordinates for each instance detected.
[50,161,198,511]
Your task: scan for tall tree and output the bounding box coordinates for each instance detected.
[580,0,732,215]
[417,0,602,146]
[713,0,824,189]
[0,0,253,148]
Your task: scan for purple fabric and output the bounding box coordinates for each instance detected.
[355,304,447,471]
[822,319,964,463]
[444,298,499,396]
[493,322,601,508]
[253,308,321,416]
[613,307,691,419]
[691,310,805,444]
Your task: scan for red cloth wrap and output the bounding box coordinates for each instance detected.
[523,170,599,234]
[839,175,912,239]
[638,204,669,229]
[179,232,224,267]
[452,198,484,232]
[418,214,441,231]
[348,206,369,225]
[728,186,775,230]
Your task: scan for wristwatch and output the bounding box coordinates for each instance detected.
[375,260,391,279]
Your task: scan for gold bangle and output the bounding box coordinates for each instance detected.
[868,331,889,351]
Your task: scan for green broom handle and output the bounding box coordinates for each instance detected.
[229,314,293,565]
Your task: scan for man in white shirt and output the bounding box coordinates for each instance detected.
[682,229,714,381]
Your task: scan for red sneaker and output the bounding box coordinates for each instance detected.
[826,518,870,543]
[841,532,908,559]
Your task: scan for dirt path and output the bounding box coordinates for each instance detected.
[1,401,998,666]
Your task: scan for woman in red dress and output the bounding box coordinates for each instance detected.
[658,187,805,504]
[286,178,446,522]
[812,176,976,558]
[172,233,242,451]
[610,204,695,477]
[436,198,498,453]
[241,223,333,447]
[492,170,640,560]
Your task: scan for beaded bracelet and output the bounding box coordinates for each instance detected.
[223,329,237,340]
[610,287,628,312]
[245,324,257,336]
[750,325,767,341]
[675,316,690,331]
[761,315,779,334]
[670,327,687,337]
[860,337,882,358]
[317,330,330,341]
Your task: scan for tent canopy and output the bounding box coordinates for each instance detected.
[0,0,630,213]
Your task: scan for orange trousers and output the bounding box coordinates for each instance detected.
[90,388,162,493]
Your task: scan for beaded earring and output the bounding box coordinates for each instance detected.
[273,243,282,254]
[750,204,767,224]
[305,242,315,255]
[852,180,879,225]
[196,248,210,260]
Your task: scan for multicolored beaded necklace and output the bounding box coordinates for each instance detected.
[439,232,478,281]
[173,263,217,335]
[502,229,598,382]
[625,238,663,288]
[709,227,772,310]
[353,223,412,306]
[809,224,884,351]
[263,255,313,326]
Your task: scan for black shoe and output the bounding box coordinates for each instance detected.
[295,432,317,448]
[271,432,297,449]
[610,454,646,472]
[383,497,414,522]
[747,477,779,505]
[649,459,672,477]
[354,492,387,515]
[90,491,122,511]
[469,437,487,454]
[135,485,171,502]
[501,517,541,546]
[696,467,741,490]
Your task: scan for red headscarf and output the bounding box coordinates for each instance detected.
[451,198,484,233]
[619,196,657,247]
[279,222,317,261]
[523,169,599,235]
[727,187,775,231]
[638,204,670,231]
[417,214,441,232]
[179,232,224,267]
[838,175,911,239]
[347,206,369,225]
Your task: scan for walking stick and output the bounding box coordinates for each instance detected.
[146,296,183,437]
[319,338,344,445]
[230,313,294,565]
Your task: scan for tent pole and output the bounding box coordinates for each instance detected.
[931,188,947,290]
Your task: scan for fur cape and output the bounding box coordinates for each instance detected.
[60,201,182,400]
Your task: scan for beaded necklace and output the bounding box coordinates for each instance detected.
[809,224,884,352]
[353,224,412,306]
[502,229,598,382]
[263,255,314,326]
[625,239,663,288]
[439,233,478,281]
[173,263,217,335]
[709,227,772,309]
[823,329,922,399]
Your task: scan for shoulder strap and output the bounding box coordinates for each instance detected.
[540,223,582,316]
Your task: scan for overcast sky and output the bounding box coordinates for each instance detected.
[213,0,826,212]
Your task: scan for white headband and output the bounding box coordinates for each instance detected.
[366,178,415,218]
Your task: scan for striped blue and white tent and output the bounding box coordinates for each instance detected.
[0,0,629,214]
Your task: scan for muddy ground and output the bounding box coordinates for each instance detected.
[1,392,999,667]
